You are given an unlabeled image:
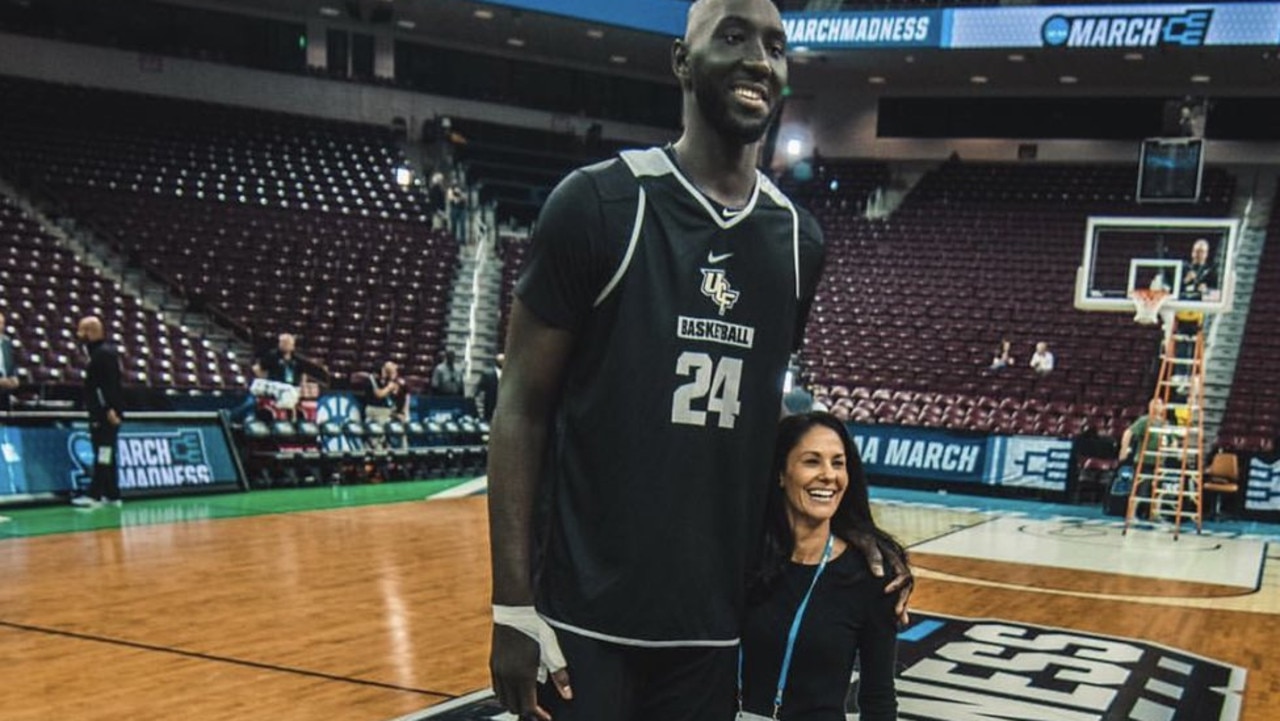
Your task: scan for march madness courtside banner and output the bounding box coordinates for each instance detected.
[412,613,1244,721]
[847,424,1072,493]
[1245,456,1280,513]
[0,412,242,501]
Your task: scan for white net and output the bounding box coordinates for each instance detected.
[1131,290,1171,325]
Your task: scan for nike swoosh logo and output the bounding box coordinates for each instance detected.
[721,207,741,217]
[706,251,734,264]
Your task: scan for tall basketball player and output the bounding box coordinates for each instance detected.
[487,1,909,718]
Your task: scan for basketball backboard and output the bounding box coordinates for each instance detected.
[1075,217,1238,315]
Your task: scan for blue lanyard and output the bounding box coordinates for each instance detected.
[739,533,835,720]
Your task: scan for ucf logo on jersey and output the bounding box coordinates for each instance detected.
[700,268,739,316]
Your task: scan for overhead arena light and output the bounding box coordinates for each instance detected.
[474,9,495,20]
[319,6,340,17]
[785,138,804,158]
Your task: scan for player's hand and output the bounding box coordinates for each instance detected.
[883,551,914,627]
[106,409,122,427]
[848,532,914,626]
[0,376,18,390]
[491,606,571,719]
[491,624,550,719]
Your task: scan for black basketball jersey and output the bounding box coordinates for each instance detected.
[517,146,825,646]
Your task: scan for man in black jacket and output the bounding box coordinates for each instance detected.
[71,316,125,508]
[476,353,503,423]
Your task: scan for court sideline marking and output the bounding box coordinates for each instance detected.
[0,618,458,699]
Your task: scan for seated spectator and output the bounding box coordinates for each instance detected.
[250,333,329,420]
[365,361,409,424]
[989,338,1015,371]
[1029,341,1055,375]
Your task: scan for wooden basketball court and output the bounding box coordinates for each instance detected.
[1,492,1275,720]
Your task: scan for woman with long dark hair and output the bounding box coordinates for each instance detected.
[737,412,904,721]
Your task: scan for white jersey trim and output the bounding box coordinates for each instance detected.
[593,186,646,307]
[543,615,740,648]
[758,176,803,301]
[619,147,761,231]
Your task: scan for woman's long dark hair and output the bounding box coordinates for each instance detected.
[748,411,906,602]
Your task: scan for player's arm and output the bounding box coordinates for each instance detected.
[488,300,574,719]
[488,168,612,719]
[1119,426,1134,462]
[372,379,394,399]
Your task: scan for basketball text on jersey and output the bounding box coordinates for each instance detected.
[416,614,1243,721]
[676,316,755,350]
[699,268,740,316]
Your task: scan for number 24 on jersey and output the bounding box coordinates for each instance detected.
[671,352,743,429]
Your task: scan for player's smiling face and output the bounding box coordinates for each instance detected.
[679,0,788,145]
[780,426,848,528]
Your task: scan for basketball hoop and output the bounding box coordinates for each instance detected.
[1130,288,1172,325]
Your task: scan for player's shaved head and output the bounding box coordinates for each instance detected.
[685,0,717,41]
[685,0,781,42]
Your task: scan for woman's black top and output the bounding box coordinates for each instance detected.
[740,548,899,721]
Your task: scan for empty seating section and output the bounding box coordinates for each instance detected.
[0,75,454,385]
[797,160,1234,439]
[0,193,242,389]
[1218,192,1280,455]
[452,118,635,225]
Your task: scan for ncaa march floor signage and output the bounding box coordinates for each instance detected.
[410,613,1244,721]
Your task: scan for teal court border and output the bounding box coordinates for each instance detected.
[0,478,475,539]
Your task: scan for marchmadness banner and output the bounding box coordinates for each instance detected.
[847,424,1070,492]
[1245,456,1280,512]
[416,613,1244,721]
[0,413,242,500]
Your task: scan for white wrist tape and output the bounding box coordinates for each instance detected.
[493,605,567,683]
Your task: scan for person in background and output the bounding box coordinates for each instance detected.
[366,361,409,424]
[428,172,448,230]
[431,349,464,397]
[447,180,468,244]
[989,337,1014,371]
[1029,341,1054,375]
[740,412,903,721]
[71,316,125,509]
[0,311,20,412]
[476,353,503,423]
